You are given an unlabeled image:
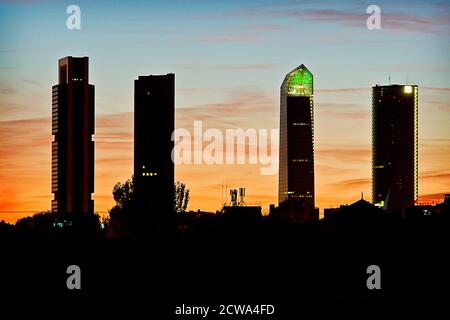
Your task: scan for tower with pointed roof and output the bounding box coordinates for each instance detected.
[278,65,315,210]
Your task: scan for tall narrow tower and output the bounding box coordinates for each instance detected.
[134,74,175,217]
[372,84,418,212]
[52,56,95,214]
[278,65,315,209]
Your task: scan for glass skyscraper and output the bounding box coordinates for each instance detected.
[372,84,418,212]
[278,65,315,210]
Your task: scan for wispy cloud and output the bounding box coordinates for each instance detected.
[316,87,369,93]
[177,87,210,94]
[370,64,450,73]
[280,8,448,34]
[0,113,135,219]
[269,2,449,34]
[319,110,369,120]
[330,177,370,189]
[0,0,49,4]
[316,148,371,163]
[199,19,289,43]
[177,87,277,129]
[22,79,41,87]
[0,117,50,217]
[0,82,15,95]
[419,170,450,180]
[198,3,450,35]
[172,63,284,71]
[242,23,289,31]
[422,87,450,92]
[201,33,261,43]
[217,64,284,71]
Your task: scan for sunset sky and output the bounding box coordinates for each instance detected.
[1,0,449,222]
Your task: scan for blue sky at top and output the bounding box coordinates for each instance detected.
[1,0,449,118]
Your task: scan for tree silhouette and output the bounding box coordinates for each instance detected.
[112,176,135,209]
[174,181,190,213]
[108,177,190,236]
[12,211,103,238]
[110,177,189,213]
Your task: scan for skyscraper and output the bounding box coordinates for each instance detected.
[278,65,315,210]
[134,74,175,216]
[52,56,94,214]
[372,84,418,212]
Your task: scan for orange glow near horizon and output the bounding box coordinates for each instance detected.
[1,0,450,224]
[1,89,449,223]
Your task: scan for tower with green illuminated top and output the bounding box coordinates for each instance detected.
[285,64,313,96]
[278,64,315,211]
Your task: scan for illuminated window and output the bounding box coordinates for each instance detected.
[404,86,412,94]
[374,201,384,208]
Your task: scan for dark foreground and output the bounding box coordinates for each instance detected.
[1,225,449,318]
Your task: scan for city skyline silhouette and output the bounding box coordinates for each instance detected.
[1,57,448,223]
[1,1,448,223]
[1,2,449,317]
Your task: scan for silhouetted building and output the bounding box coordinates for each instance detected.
[270,199,319,223]
[52,56,94,214]
[134,74,175,216]
[321,198,395,227]
[278,64,315,211]
[406,194,450,222]
[323,207,339,219]
[269,204,276,215]
[221,205,262,222]
[372,84,418,213]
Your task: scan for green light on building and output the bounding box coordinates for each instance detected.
[285,64,313,96]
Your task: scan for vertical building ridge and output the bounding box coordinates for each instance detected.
[372,84,418,213]
[52,56,94,214]
[278,64,315,212]
[134,74,175,218]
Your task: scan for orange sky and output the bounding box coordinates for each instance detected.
[1,87,449,223]
[1,0,449,223]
